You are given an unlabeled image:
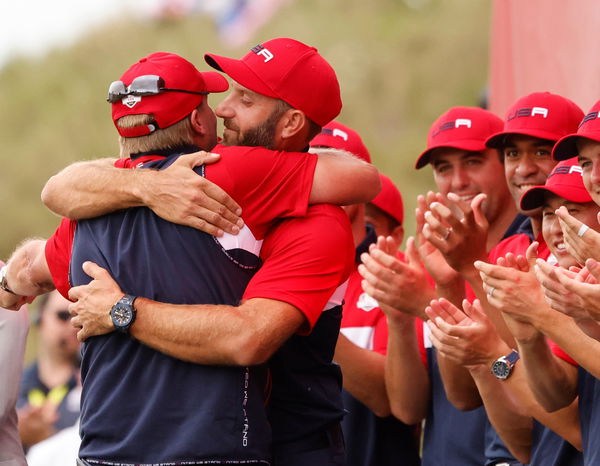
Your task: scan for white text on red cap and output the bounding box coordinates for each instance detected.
[508,106,549,120]
[433,118,472,136]
[251,45,274,63]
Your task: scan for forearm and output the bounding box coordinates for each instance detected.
[385,316,429,424]
[469,364,533,463]
[335,334,390,417]
[498,361,582,450]
[437,352,482,410]
[41,158,151,218]
[434,277,465,308]
[517,332,579,411]
[130,297,303,366]
[310,148,380,204]
[5,239,53,296]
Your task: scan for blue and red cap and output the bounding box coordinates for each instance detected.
[486,92,583,149]
[370,174,404,225]
[310,121,371,163]
[553,100,600,161]
[111,52,228,138]
[520,157,592,211]
[415,107,503,169]
[205,38,342,127]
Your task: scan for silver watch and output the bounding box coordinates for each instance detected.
[0,265,15,294]
[491,349,520,380]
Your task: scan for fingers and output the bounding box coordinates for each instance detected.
[474,260,515,280]
[429,201,461,231]
[525,241,539,265]
[199,178,242,218]
[68,285,84,302]
[470,193,489,228]
[82,261,109,280]
[555,206,582,234]
[405,236,421,266]
[586,259,600,283]
[363,247,406,272]
[176,151,221,168]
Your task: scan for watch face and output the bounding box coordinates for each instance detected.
[492,360,511,379]
[112,306,132,327]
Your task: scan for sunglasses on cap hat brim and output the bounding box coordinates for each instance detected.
[107,75,208,103]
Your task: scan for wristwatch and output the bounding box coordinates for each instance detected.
[491,349,520,380]
[110,294,137,334]
[0,265,15,294]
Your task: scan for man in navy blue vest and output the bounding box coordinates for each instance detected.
[1,40,379,465]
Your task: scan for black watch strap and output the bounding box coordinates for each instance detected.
[111,294,137,333]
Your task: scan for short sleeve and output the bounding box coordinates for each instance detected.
[45,218,76,300]
[205,146,318,238]
[415,318,428,368]
[372,313,389,355]
[548,338,579,367]
[243,204,353,333]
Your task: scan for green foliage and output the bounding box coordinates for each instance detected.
[0,0,490,258]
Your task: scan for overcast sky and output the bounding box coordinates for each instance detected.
[0,0,159,68]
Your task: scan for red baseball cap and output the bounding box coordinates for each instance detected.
[309,121,371,163]
[415,107,503,169]
[205,38,342,127]
[553,100,600,160]
[520,157,592,210]
[370,174,404,225]
[111,52,229,138]
[486,92,584,149]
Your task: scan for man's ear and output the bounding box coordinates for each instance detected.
[189,108,205,135]
[279,109,307,140]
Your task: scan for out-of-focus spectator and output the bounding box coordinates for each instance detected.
[365,173,404,244]
[17,290,80,450]
[0,300,29,466]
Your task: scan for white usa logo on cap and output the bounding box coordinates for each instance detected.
[122,95,141,108]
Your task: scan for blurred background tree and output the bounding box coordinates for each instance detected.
[0,0,491,260]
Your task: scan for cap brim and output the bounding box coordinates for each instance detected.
[520,184,592,211]
[415,140,488,169]
[200,71,229,93]
[485,129,561,149]
[205,53,277,98]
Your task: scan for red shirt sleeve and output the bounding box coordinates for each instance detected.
[243,204,354,333]
[44,218,77,300]
[372,313,389,355]
[205,145,318,239]
[547,338,579,367]
[415,318,428,368]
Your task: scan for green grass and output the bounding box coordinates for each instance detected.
[0,0,491,260]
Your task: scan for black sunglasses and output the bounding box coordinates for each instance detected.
[55,310,71,322]
[107,74,208,103]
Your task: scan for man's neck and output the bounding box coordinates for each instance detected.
[487,202,518,250]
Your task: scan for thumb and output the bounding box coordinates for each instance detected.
[176,151,220,168]
[406,236,420,265]
[463,298,484,321]
[586,258,600,282]
[525,241,539,270]
[471,193,488,228]
[82,261,109,280]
